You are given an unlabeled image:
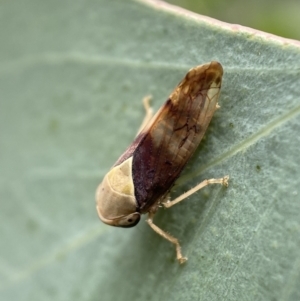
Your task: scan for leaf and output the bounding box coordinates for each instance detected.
[1,0,300,300]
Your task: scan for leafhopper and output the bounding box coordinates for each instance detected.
[96,61,229,263]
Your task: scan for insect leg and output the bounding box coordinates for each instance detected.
[164,176,229,209]
[136,95,153,136]
[146,210,187,264]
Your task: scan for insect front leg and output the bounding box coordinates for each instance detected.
[164,176,229,209]
[136,95,153,136]
[146,208,187,264]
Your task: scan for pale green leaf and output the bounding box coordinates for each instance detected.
[1,1,300,301]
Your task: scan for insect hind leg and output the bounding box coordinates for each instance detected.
[164,176,229,208]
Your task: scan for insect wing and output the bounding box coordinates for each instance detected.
[132,62,223,211]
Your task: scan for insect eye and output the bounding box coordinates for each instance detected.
[117,213,141,228]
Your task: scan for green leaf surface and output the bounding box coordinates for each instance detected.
[1,0,300,300]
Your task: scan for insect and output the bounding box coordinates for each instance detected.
[96,61,229,263]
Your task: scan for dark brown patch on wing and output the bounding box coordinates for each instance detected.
[113,132,146,167]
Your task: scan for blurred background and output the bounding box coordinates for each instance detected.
[166,0,300,40]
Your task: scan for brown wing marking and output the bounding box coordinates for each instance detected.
[132,61,223,211]
[113,131,146,167]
